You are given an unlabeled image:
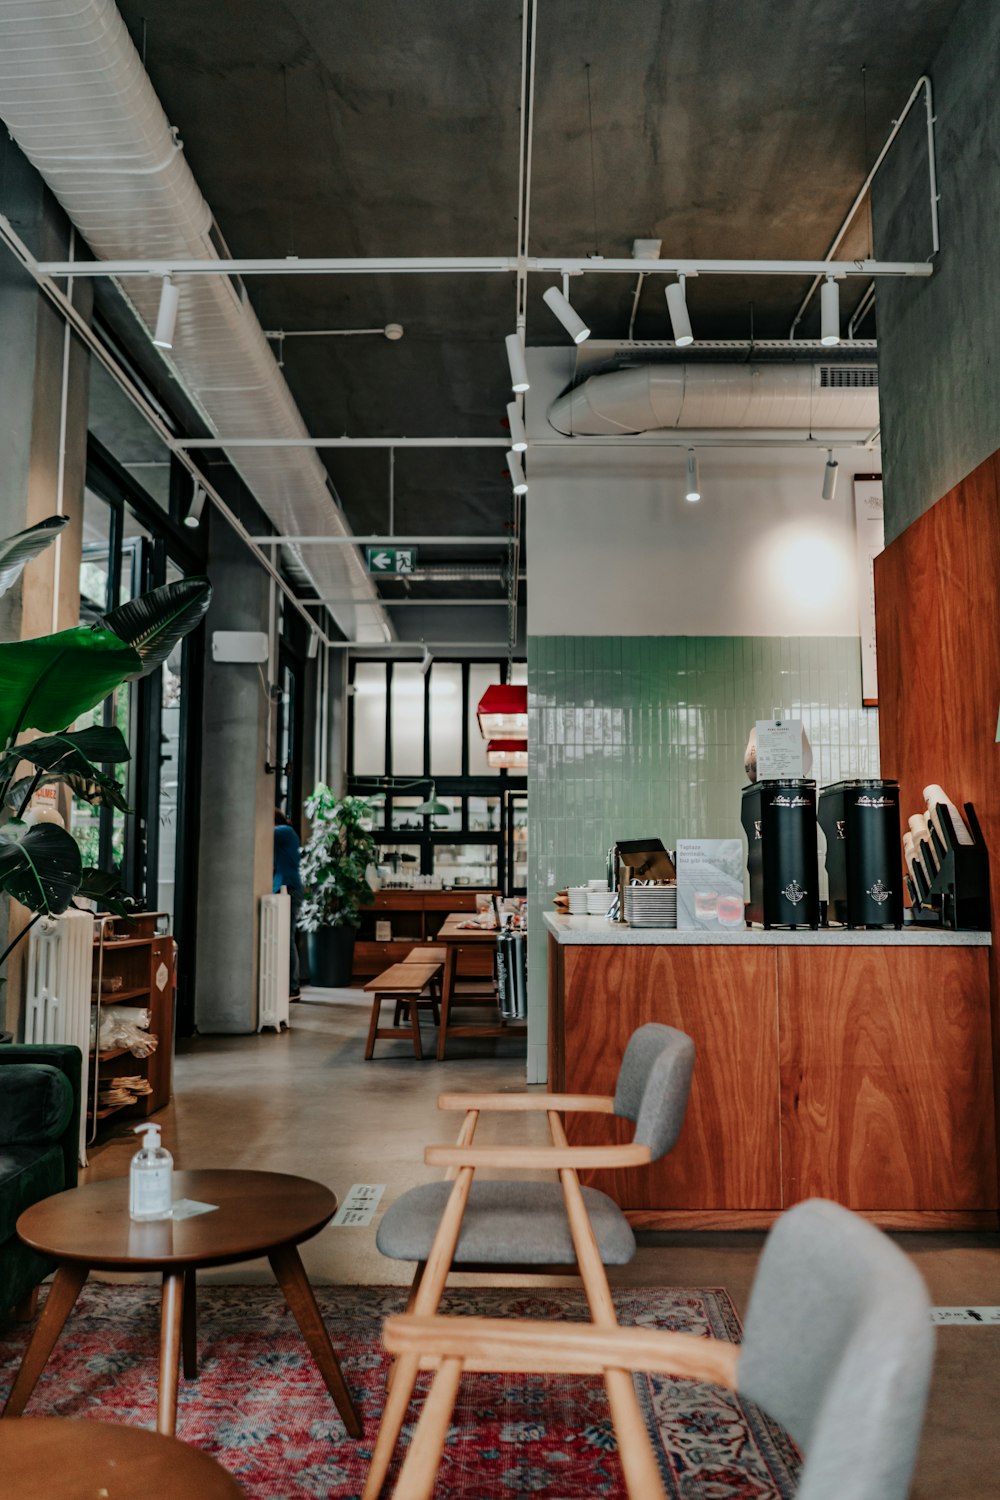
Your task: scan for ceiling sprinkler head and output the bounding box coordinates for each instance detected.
[383,323,404,340]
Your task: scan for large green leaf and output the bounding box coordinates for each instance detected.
[7,769,130,815]
[76,866,135,916]
[0,821,82,916]
[102,576,212,680]
[0,627,141,748]
[0,516,69,600]
[0,725,130,780]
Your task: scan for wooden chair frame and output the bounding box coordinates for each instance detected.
[361,1091,653,1500]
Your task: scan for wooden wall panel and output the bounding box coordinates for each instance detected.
[559,945,781,1210]
[779,946,996,1210]
[874,449,1000,1196]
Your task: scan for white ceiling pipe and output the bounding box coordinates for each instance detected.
[174,436,511,449]
[0,0,391,644]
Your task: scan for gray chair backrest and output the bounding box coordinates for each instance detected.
[739,1199,934,1500]
[612,1023,695,1161]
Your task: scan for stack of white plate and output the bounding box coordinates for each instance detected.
[567,886,590,914]
[625,884,678,928]
[586,889,613,916]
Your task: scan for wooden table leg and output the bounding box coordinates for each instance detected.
[365,995,382,1060]
[182,1267,198,1379]
[436,944,457,1061]
[409,998,424,1059]
[158,1270,184,1435]
[2,1262,89,1418]
[268,1244,362,1438]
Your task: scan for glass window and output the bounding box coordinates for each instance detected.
[375,843,422,883]
[88,362,172,511]
[509,661,527,686]
[390,663,425,775]
[468,795,501,833]
[434,842,498,890]
[429,663,462,775]
[353,663,386,774]
[391,795,425,832]
[467,663,500,776]
[79,488,113,621]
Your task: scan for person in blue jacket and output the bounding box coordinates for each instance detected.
[274,807,304,999]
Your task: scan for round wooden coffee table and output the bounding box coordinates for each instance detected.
[1,1416,245,1497]
[2,1169,361,1439]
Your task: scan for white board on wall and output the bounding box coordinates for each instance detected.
[853,476,884,704]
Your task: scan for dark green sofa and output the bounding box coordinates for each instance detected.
[0,1044,82,1320]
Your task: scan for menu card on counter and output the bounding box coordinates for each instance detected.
[676,839,745,931]
[755,719,805,780]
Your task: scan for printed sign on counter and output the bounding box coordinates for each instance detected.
[755,719,805,780]
[676,839,746,931]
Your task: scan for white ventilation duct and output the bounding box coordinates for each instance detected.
[0,0,391,645]
[548,362,879,437]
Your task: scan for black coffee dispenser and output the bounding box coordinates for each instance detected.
[817,779,903,929]
[741,780,820,928]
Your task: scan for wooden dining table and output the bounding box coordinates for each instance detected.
[434,912,526,1059]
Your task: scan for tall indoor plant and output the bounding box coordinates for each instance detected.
[0,515,212,997]
[298,785,378,987]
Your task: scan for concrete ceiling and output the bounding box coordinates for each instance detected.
[106,0,962,636]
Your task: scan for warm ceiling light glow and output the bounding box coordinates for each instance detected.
[685,448,701,502]
[486,738,528,769]
[505,332,530,393]
[665,277,694,346]
[542,284,590,344]
[821,450,839,501]
[153,274,180,349]
[506,401,527,452]
[820,276,841,347]
[477,683,528,738]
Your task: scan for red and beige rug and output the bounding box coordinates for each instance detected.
[0,1283,800,1498]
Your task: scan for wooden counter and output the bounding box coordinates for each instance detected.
[353,890,498,978]
[545,914,996,1230]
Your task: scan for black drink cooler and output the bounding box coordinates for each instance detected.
[741,780,820,929]
[817,779,904,929]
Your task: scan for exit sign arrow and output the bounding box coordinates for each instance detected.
[366,545,417,575]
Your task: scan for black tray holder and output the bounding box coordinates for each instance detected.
[903,801,990,930]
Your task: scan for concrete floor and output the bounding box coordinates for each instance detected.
[82,985,1000,1498]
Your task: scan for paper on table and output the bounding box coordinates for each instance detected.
[171,1199,219,1220]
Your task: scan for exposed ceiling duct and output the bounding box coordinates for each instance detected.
[0,0,391,644]
[548,362,879,438]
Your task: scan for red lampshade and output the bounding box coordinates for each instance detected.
[486,738,528,770]
[477,683,527,738]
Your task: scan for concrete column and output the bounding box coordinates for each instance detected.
[0,140,89,1037]
[193,511,274,1033]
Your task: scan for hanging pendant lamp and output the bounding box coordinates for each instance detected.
[477,683,528,738]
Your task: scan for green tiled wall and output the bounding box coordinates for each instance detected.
[526,635,880,1080]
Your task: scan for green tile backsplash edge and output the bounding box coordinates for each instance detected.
[525,634,879,1082]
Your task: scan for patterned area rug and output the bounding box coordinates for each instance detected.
[0,1283,800,1498]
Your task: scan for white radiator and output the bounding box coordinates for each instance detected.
[25,909,95,1167]
[258,892,291,1032]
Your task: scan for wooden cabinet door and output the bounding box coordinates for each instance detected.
[561,945,781,1211]
[778,946,997,1211]
[146,937,175,1113]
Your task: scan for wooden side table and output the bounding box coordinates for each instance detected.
[0,1416,245,1497]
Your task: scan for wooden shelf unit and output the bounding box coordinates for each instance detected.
[352,890,497,979]
[90,912,175,1124]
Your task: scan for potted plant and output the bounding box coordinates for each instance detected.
[0,515,212,996]
[298,786,378,986]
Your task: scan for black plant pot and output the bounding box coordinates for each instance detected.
[306,926,357,988]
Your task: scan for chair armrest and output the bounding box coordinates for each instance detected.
[0,1044,82,1189]
[437,1092,616,1114]
[424,1142,651,1170]
[384,1313,741,1389]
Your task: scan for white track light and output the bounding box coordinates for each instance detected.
[505,333,530,393]
[542,284,590,344]
[307,628,320,659]
[666,277,694,347]
[183,484,206,528]
[685,449,701,502]
[822,450,839,501]
[153,275,180,349]
[506,402,527,453]
[820,276,841,347]
[507,450,528,495]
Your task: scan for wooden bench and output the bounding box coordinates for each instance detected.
[363,961,443,1060]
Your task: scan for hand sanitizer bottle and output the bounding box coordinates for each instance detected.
[129,1123,173,1222]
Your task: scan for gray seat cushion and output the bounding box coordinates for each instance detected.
[376,1179,636,1266]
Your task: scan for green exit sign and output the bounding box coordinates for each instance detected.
[366,545,418,575]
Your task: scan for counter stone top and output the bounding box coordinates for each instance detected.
[543,911,991,946]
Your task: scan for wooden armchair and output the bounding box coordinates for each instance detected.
[362,1023,695,1500]
[384,1199,935,1500]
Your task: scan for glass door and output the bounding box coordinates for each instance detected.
[504,791,528,896]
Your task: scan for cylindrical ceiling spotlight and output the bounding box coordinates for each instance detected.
[507,450,528,495]
[821,449,839,501]
[505,333,530,393]
[542,284,590,344]
[685,448,701,502]
[506,402,528,453]
[153,274,180,349]
[820,276,841,347]
[665,276,694,347]
[307,628,320,659]
[183,483,206,528]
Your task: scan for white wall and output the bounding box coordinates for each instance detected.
[525,349,879,638]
